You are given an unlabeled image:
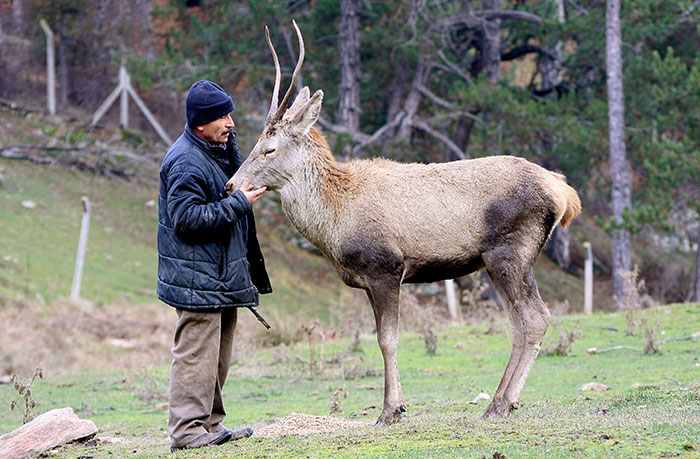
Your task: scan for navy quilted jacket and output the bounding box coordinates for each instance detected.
[157,127,272,310]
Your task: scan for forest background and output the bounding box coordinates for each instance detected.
[1,0,700,309]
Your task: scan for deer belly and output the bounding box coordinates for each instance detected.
[402,255,485,284]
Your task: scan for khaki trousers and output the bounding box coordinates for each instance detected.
[168,308,237,447]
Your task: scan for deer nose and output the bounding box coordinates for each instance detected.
[224,182,233,194]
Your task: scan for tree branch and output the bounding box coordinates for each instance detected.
[502,44,557,61]
[436,10,543,29]
[316,116,370,143]
[416,84,454,109]
[474,9,543,24]
[435,49,472,85]
[664,0,700,34]
[411,120,466,160]
[351,112,405,155]
[423,110,485,125]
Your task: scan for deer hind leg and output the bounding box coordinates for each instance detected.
[481,264,525,418]
[482,248,550,418]
[498,268,550,414]
[366,277,406,426]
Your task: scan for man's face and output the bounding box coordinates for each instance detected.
[195,113,235,145]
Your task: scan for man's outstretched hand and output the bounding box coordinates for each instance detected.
[239,178,266,205]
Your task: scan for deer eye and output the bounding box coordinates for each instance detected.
[263,148,276,157]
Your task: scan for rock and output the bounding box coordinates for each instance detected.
[467,392,491,404]
[0,407,98,458]
[21,200,37,209]
[577,382,609,391]
[690,331,700,343]
[155,402,169,412]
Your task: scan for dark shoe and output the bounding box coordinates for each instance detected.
[170,430,233,452]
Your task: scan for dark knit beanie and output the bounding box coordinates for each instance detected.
[186,80,235,128]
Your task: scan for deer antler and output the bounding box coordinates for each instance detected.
[266,20,305,124]
[265,25,282,123]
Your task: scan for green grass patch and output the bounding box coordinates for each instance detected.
[1,304,698,457]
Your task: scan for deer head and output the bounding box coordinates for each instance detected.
[226,21,324,194]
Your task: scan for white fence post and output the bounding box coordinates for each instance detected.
[445,279,461,322]
[120,65,129,128]
[71,197,90,300]
[583,241,593,315]
[38,19,55,115]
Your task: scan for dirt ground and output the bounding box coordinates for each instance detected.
[251,412,370,438]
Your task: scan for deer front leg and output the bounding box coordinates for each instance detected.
[366,279,405,426]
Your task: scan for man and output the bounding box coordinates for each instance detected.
[157,80,272,451]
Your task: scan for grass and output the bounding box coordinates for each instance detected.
[0,157,159,304]
[1,304,698,458]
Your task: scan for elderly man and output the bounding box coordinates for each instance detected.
[157,80,271,451]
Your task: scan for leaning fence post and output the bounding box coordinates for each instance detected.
[583,241,593,315]
[71,197,90,300]
[38,19,55,115]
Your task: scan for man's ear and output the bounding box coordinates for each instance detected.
[290,90,323,135]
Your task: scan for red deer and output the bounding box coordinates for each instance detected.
[226,22,582,425]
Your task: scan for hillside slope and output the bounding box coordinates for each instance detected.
[7,102,691,321]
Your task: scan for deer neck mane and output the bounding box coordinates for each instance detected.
[278,127,352,252]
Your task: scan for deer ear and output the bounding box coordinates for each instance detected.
[284,87,311,120]
[291,89,323,134]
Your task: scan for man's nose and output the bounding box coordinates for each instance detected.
[226,114,234,127]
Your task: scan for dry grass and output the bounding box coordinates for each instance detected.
[0,298,175,376]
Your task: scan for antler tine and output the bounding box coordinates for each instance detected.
[272,19,305,122]
[265,25,282,123]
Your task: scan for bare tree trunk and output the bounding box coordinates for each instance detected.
[540,0,564,93]
[541,0,571,270]
[397,56,431,141]
[545,226,570,270]
[606,0,632,306]
[11,0,27,34]
[337,0,362,134]
[482,0,501,83]
[455,117,476,154]
[386,57,409,124]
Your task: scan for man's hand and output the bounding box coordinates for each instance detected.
[239,178,266,205]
